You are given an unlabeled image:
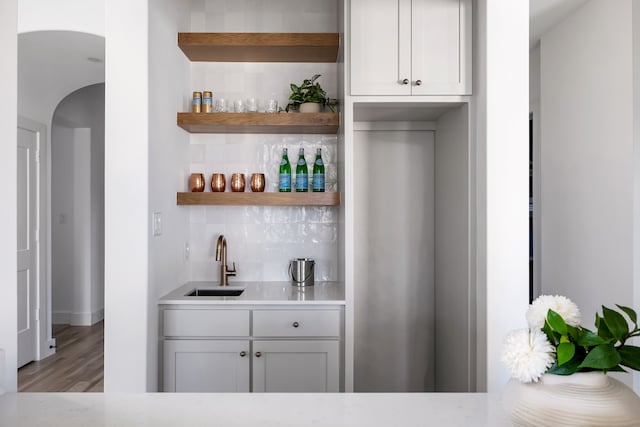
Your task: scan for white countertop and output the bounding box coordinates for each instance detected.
[158,281,345,305]
[0,392,510,426]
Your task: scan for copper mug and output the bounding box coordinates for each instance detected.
[189,173,205,192]
[231,173,246,192]
[211,173,226,192]
[250,173,265,192]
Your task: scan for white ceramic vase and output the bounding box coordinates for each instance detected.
[503,372,640,426]
[299,102,321,113]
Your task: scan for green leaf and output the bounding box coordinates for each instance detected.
[542,321,559,346]
[618,345,640,371]
[557,342,575,366]
[575,330,606,347]
[596,313,613,340]
[547,357,582,375]
[602,306,629,342]
[579,344,622,370]
[547,309,568,335]
[616,304,638,326]
[566,325,580,341]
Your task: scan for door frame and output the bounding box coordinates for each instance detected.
[17,116,55,364]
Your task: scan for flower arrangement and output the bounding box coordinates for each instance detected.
[501,295,640,383]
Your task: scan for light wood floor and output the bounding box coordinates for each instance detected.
[18,321,104,392]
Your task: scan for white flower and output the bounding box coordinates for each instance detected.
[526,295,582,330]
[501,328,555,383]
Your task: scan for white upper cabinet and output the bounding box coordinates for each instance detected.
[350,0,472,96]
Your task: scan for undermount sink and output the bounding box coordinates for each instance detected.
[186,287,245,297]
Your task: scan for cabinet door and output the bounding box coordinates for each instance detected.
[350,0,411,95]
[411,0,472,95]
[163,340,250,392]
[252,340,339,392]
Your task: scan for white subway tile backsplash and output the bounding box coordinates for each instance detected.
[186,0,339,282]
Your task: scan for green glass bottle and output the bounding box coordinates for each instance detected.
[278,147,291,192]
[295,147,308,192]
[312,147,325,192]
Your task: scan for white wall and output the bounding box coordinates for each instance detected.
[633,0,640,392]
[51,124,75,320]
[0,0,18,393]
[540,0,633,324]
[147,0,191,392]
[540,0,635,387]
[52,84,105,326]
[18,0,104,37]
[475,0,530,392]
[104,0,149,392]
[435,104,471,391]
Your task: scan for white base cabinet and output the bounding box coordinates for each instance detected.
[253,340,339,392]
[160,306,343,393]
[164,340,250,392]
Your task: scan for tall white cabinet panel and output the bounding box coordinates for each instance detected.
[253,340,339,392]
[350,0,472,95]
[163,340,250,392]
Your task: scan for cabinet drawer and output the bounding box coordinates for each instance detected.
[163,309,249,337]
[253,310,340,337]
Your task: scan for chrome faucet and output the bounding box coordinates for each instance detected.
[215,235,236,286]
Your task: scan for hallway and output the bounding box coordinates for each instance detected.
[18,321,103,392]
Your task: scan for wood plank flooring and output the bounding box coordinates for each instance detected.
[18,321,104,392]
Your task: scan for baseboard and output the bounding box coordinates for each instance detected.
[54,308,104,326]
[52,311,70,324]
[91,308,104,324]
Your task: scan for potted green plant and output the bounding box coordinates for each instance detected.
[286,74,336,112]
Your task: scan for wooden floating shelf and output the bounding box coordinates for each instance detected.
[177,112,339,134]
[177,192,341,206]
[178,32,339,62]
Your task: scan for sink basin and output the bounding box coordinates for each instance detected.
[186,287,245,297]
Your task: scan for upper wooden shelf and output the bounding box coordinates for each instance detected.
[177,112,339,134]
[177,192,341,206]
[178,32,339,62]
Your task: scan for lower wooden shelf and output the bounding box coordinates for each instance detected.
[177,192,341,206]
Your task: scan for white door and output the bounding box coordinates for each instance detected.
[163,340,250,392]
[411,0,472,95]
[17,119,41,368]
[253,340,339,392]
[350,0,411,95]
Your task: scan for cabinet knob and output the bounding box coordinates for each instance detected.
[240,351,246,357]
[255,351,262,358]
[415,79,422,86]
[401,78,409,85]
[292,321,300,328]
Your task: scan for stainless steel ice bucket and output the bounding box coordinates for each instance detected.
[289,258,315,287]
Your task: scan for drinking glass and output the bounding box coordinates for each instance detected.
[265,99,278,113]
[215,98,227,112]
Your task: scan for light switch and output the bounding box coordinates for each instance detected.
[152,212,162,236]
[184,243,190,261]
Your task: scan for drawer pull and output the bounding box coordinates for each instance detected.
[401,78,409,85]
[292,321,300,328]
[255,351,262,358]
[239,351,246,357]
[415,79,423,86]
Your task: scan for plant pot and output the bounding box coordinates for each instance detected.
[299,102,321,113]
[503,372,640,426]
